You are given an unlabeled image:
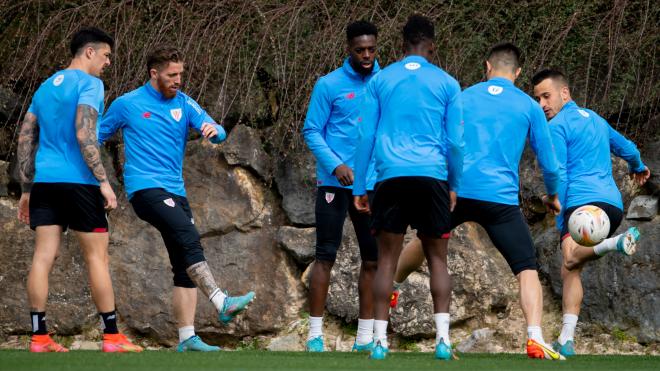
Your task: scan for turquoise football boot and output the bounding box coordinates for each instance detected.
[369,340,388,360]
[218,291,255,324]
[176,335,221,352]
[351,340,374,352]
[552,340,576,357]
[616,227,640,256]
[435,338,452,360]
[306,336,324,352]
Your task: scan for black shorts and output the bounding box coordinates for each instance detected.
[130,188,205,288]
[370,176,451,239]
[29,182,108,232]
[451,197,537,275]
[560,201,623,241]
[314,187,377,262]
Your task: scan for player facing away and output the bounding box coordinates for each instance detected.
[16,27,142,353]
[301,20,380,353]
[99,46,255,352]
[387,43,566,360]
[352,15,464,360]
[532,69,650,357]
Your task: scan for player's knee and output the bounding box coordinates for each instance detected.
[511,258,538,276]
[173,276,196,288]
[315,244,339,264]
[361,260,378,273]
[313,256,336,269]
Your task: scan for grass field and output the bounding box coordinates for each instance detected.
[0,350,658,371]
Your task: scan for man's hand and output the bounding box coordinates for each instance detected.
[18,193,30,224]
[354,195,370,214]
[200,122,219,139]
[630,166,651,186]
[333,164,354,186]
[542,194,561,215]
[100,182,117,211]
[449,191,457,212]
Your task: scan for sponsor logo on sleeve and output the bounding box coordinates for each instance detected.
[488,85,504,95]
[143,112,151,119]
[346,92,356,99]
[186,98,203,115]
[577,109,590,118]
[170,108,182,122]
[53,74,64,86]
[404,62,421,70]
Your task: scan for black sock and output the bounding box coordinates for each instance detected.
[100,310,119,334]
[30,311,47,335]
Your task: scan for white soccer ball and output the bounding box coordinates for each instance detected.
[568,205,610,246]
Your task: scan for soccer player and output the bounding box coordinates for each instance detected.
[386,43,566,360]
[352,15,464,360]
[16,27,142,353]
[532,69,650,357]
[99,46,255,352]
[301,20,380,353]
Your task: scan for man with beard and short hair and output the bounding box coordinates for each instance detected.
[302,20,380,353]
[17,27,142,353]
[352,15,464,360]
[99,46,255,352]
[532,68,650,357]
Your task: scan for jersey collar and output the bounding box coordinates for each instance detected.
[561,100,578,112]
[144,81,175,102]
[401,55,428,65]
[487,76,514,86]
[342,57,380,81]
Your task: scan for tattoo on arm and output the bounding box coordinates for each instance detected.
[17,112,39,193]
[186,261,219,299]
[75,105,107,183]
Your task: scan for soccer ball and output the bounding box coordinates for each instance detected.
[568,205,610,246]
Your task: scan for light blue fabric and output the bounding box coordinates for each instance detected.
[458,77,560,205]
[29,69,105,185]
[549,101,645,230]
[353,55,464,196]
[99,82,224,199]
[302,58,379,190]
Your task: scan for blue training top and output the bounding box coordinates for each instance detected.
[353,55,464,196]
[459,77,560,205]
[302,58,379,190]
[549,100,646,230]
[28,69,105,185]
[99,82,225,199]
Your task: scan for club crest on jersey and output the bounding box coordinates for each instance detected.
[346,92,356,100]
[163,198,175,207]
[488,86,503,95]
[578,109,590,118]
[325,192,335,204]
[170,108,182,122]
[404,62,421,70]
[53,74,64,86]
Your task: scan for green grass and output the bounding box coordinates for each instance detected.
[0,350,657,371]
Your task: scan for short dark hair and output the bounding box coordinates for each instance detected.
[146,46,183,75]
[531,68,569,87]
[403,15,434,47]
[346,20,378,41]
[70,27,114,56]
[487,42,521,72]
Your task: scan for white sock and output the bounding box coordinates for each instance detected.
[392,281,403,291]
[356,318,374,345]
[373,320,389,349]
[527,325,544,343]
[593,236,618,256]
[558,314,578,344]
[434,313,451,345]
[178,326,195,343]
[210,288,227,312]
[308,316,323,340]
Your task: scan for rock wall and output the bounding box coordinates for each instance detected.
[0,88,657,351]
